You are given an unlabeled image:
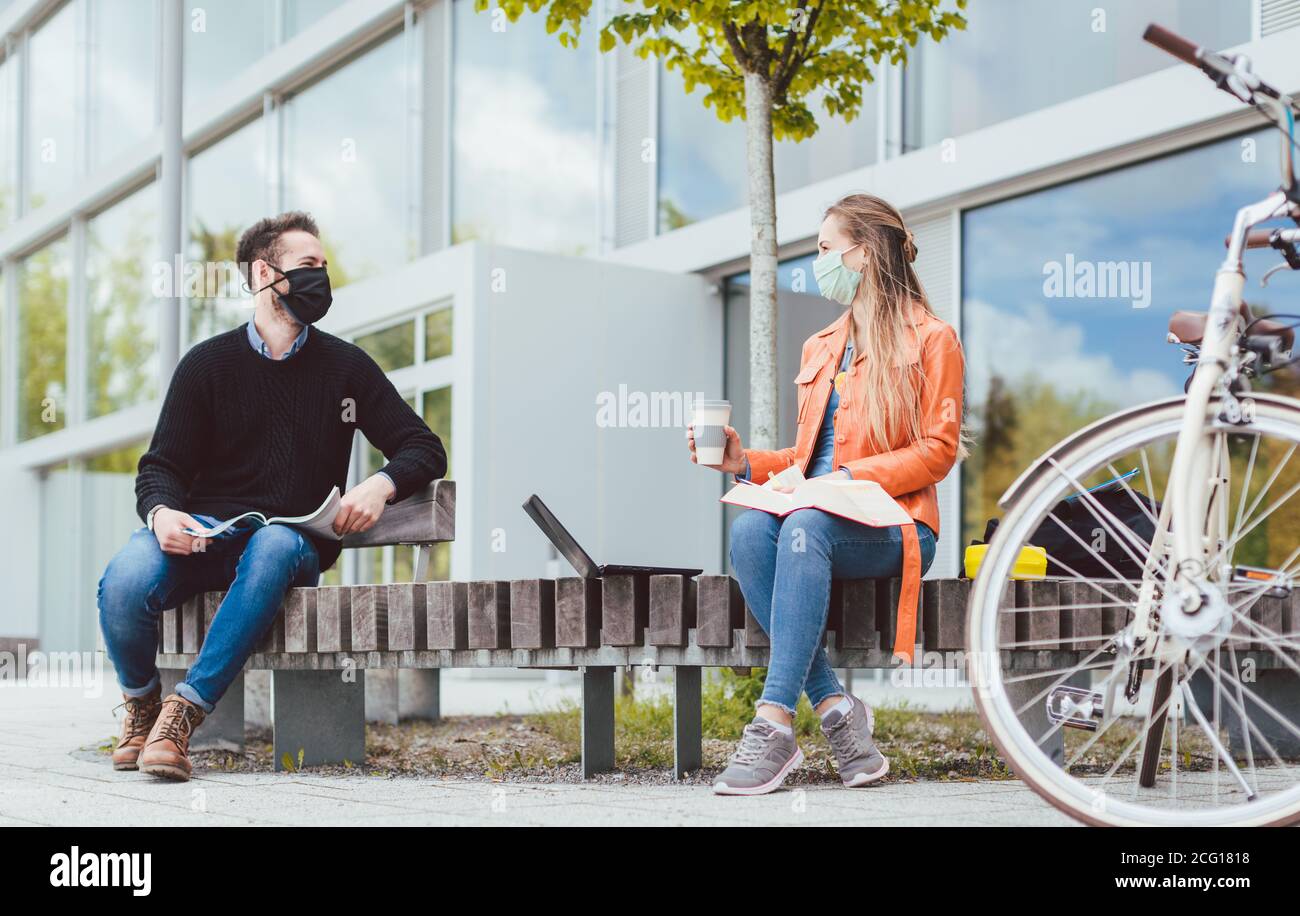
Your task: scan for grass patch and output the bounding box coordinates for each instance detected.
[527,668,1018,781]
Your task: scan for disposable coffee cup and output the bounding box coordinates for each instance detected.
[692,399,732,466]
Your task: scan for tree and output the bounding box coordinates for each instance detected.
[478,0,965,447]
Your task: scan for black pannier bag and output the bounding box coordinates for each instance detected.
[977,472,1160,580]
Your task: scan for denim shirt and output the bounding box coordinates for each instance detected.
[246,319,309,360]
[737,338,854,483]
[806,337,854,478]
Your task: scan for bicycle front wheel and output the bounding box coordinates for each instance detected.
[967,393,1300,826]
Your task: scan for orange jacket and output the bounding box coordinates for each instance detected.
[743,308,965,661]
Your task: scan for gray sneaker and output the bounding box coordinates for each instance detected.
[712,716,804,795]
[821,694,889,786]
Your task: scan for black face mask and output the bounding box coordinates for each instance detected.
[255,264,333,325]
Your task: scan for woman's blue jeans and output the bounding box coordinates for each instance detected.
[729,508,936,716]
[97,518,320,713]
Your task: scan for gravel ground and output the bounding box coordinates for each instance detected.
[91,711,1013,786]
[89,705,1228,786]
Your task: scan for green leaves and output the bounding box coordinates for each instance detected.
[473,0,966,142]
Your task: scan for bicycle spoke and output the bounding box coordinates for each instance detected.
[1180,673,1256,799]
[1190,649,1296,777]
[1105,460,1160,530]
[1225,604,1300,680]
[1047,457,1161,576]
[1000,659,1118,682]
[1195,648,1300,753]
[1008,640,1120,719]
[969,396,1300,824]
[1229,433,1261,565]
[1219,441,1300,562]
[1085,655,1179,787]
[1226,639,1257,786]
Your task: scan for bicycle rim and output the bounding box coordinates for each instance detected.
[967,394,1300,826]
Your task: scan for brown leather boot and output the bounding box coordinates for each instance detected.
[111,687,163,771]
[138,694,207,781]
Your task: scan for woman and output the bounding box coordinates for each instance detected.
[687,193,966,795]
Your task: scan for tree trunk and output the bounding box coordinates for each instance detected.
[743,70,779,451]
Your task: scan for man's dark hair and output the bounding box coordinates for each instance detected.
[237,211,320,287]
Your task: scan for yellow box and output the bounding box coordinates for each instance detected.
[964,543,1047,580]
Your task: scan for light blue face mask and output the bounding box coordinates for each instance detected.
[813,245,863,307]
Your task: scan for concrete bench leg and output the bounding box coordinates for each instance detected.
[399,669,441,722]
[271,669,366,770]
[365,668,399,725]
[581,666,616,778]
[365,670,441,723]
[1001,670,1064,769]
[159,667,245,753]
[1189,668,1300,757]
[673,667,702,779]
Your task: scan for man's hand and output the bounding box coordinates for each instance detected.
[152,508,210,556]
[334,474,396,536]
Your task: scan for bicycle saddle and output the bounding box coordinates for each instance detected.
[1167,307,1295,352]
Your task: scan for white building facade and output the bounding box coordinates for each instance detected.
[0,0,1296,650]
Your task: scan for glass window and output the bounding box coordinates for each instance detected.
[960,128,1293,544]
[39,461,78,649]
[903,0,1252,151]
[185,0,271,107]
[187,119,265,342]
[283,0,350,39]
[283,33,408,287]
[0,267,5,436]
[451,0,598,254]
[0,51,15,228]
[26,3,77,209]
[89,0,156,168]
[724,259,843,456]
[359,392,416,584]
[355,320,415,372]
[420,385,451,582]
[423,384,451,478]
[424,307,452,360]
[81,441,150,647]
[659,67,878,231]
[86,184,159,418]
[18,236,70,441]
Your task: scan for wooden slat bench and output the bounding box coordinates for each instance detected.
[154,479,456,765]
[158,473,1300,777]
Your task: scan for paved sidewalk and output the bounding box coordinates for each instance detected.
[0,685,1077,827]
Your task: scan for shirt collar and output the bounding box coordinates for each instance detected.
[247,319,309,360]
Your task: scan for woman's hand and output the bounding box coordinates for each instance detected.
[686,423,747,475]
[774,468,850,494]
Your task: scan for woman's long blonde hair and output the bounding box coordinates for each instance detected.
[824,193,967,461]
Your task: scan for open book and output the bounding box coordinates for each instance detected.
[183,487,343,541]
[721,467,912,528]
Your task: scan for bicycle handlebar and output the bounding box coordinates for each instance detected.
[1224,228,1300,249]
[1142,24,1201,66]
[1148,19,1299,242]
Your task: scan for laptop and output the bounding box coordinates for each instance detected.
[523,495,703,579]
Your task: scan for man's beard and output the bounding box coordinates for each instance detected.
[269,294,305,330]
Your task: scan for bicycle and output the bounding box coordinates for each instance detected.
[965,24,1300,826]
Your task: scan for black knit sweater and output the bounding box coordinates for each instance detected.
[135,326,447,571]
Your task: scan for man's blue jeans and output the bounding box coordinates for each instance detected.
[98,518,320,712]
[729,509,936,716]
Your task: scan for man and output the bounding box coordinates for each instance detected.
[98,212,446,781]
